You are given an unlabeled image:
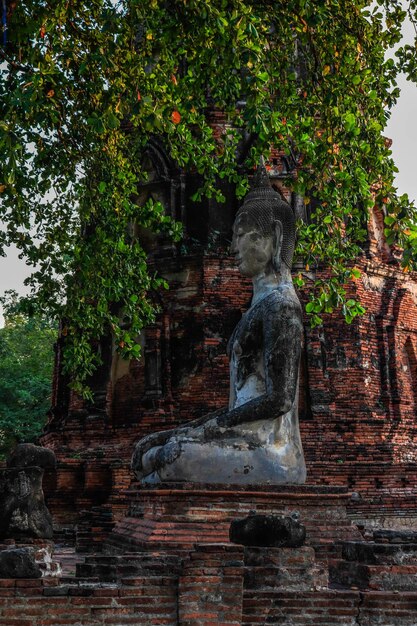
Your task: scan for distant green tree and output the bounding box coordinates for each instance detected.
[0,294,57,459]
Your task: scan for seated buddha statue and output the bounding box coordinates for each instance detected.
[132,158,306,485]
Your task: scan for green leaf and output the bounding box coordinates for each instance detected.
[106,112,120,130]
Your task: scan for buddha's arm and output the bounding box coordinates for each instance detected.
[216,299,303,429]
[131,406,229,474]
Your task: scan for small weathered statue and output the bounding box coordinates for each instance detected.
[0,444,55,540]
[132,158,306,485]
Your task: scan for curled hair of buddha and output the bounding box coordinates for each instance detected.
[236,157,296,269]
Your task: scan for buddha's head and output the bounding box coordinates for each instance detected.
[231,158,296,278]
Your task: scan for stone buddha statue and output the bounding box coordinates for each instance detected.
[132,158,306,485]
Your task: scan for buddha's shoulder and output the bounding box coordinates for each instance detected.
[262,285,302,319]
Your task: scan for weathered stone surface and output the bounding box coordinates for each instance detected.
[0,467,53,540]
[373,529,417,544]
[0,547,42,578]
[330,556,417,592]
[243,545,328,591]
[342,540,417,565]
[7,443,56,470]
[229,513,306,548]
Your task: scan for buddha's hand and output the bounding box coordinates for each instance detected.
[131,427,185,477]
[132,407,229,477]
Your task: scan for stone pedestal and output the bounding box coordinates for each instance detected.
[108,483,362,560]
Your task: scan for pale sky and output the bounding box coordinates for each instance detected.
[385,9,417,206]
[386,74,417,206]
[1,20,417,325]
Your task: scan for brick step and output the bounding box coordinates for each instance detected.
[310,544,343,561]
[341,540,417,565]
[74,506,118,552]
[242,589,359,626]
[105,535,200,555]
[243,564,328,592]
[243,589,417,625]
[53,527,76,546]
[119,575,178,586]
[111,520,356,546]
[373,529,417,544]
[329,558,417,591]
[58,576,100,584]
[76,552,181,581]
[240,546,329,592]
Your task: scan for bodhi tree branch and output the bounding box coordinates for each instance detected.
[1,0,417,393]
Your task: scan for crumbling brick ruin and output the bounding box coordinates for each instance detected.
[41,132,417,537]
[2,130,415,625]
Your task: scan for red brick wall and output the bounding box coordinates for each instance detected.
[3,555,417,625]
[0,576,177,625]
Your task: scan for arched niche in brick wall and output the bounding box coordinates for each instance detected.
[109,321,168,423]
[108,140,180,419]
[136,137,180,218]
[384,290,417,463]
[391,333,417,463]
[403,337,417,415]
[130,137,182,252]
[109,330,147,422]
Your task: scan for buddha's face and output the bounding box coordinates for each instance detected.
[231,214,276,278]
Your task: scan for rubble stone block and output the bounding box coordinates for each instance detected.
[0,548,41,579]
[230,514,306,548]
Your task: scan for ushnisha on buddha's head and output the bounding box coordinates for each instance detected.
[231,158,296,279]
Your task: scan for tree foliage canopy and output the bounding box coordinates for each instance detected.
[1,0,417,393]
[0,293,56,458]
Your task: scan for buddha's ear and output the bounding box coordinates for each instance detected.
[273,220,283,272]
